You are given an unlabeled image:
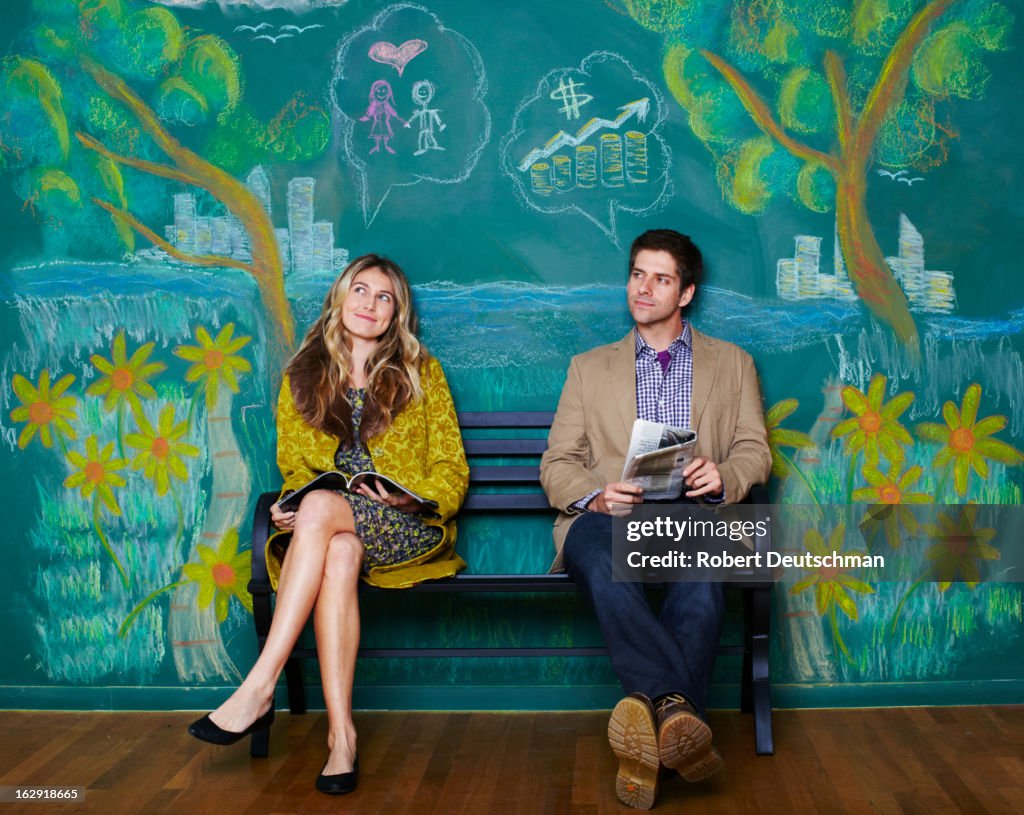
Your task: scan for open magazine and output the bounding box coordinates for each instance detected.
[278,471,438,512]
[621,419,698,501]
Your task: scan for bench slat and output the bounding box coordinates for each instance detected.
[464,438,548,456]
[457,411,555,427]
[469,465,541,482]
[462,493,552,511]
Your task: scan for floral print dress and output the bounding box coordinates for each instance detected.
[333,388,442,570]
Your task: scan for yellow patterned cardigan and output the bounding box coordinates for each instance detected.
[266,356,469,589]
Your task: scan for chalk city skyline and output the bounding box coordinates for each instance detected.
[136,166,349,277]
[776,214,956,313]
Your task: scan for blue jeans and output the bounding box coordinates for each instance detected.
[563,512,725,716]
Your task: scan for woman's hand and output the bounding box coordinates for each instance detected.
[270,501,297,531]
[355,479,422,514]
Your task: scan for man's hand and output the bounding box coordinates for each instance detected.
[683,457,723,499]
[589,482,644,516]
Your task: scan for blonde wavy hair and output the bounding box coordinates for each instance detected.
[286,254,427,444]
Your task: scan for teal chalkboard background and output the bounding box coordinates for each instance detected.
[1,0,1022,711]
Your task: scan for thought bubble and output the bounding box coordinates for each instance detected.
[331,3,490,225]
[500,52,672,246]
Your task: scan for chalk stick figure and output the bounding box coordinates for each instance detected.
[404,80,446,156]
[359,79,406,155]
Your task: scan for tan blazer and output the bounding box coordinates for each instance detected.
[540,327,771,571]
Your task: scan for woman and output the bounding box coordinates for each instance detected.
[188,254,469,795]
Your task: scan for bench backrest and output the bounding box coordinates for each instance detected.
[458,411,554,512]
[456,411,772,539]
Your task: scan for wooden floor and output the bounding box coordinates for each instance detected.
[1,706,1021,814]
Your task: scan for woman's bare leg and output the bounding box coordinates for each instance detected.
[208,491,355,732]
[315,531,364,774]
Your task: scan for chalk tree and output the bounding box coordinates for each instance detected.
[623,0,1012,352]
[0,0,331,357]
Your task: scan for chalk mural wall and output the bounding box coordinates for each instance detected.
[1,0,1021,709]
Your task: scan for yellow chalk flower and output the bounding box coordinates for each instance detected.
[9,369,77,449]
[924,506,999,591]
[173,324,252,409]
[916,384,1023,496]
[126,404,199,496]
[854,463,931,549]
[181,528,253,622]
[789,524,874,661]
[63,435,127,515]
[832,373,914,467]
[87,331,165,419]
[789,524,875,620]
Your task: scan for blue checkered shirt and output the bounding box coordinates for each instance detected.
[634,324,693,428]
[572,324,702,511]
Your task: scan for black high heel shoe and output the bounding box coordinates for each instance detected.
[316,753,358,795]
[187,706,275,746]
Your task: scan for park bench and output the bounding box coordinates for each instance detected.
[247,411,774,758]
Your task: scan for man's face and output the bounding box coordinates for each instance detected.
[627,248,695,329]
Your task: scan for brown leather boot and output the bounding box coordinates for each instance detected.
[653,693,723,782]
[607,693,660,809]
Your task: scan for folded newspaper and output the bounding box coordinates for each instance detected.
[621,419,698,501]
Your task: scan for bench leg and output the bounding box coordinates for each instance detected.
[741,589,754,715]
[284,657,307,714]
[249,719,271,758]
[252,589,272,638]
[750,585,774,755]
[249,592,275,756]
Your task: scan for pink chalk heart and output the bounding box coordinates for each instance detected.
[368,39,428,77]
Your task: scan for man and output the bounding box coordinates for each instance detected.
[540,229,771,809]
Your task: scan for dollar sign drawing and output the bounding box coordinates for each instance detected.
[550,78,593,120]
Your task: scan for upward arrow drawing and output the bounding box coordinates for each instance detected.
[517,98,651,172]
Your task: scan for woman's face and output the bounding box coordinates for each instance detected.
[341,267,398,343]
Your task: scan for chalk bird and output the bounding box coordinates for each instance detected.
[254,33,295,44]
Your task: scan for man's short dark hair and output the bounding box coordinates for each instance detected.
[629,229,703,292]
